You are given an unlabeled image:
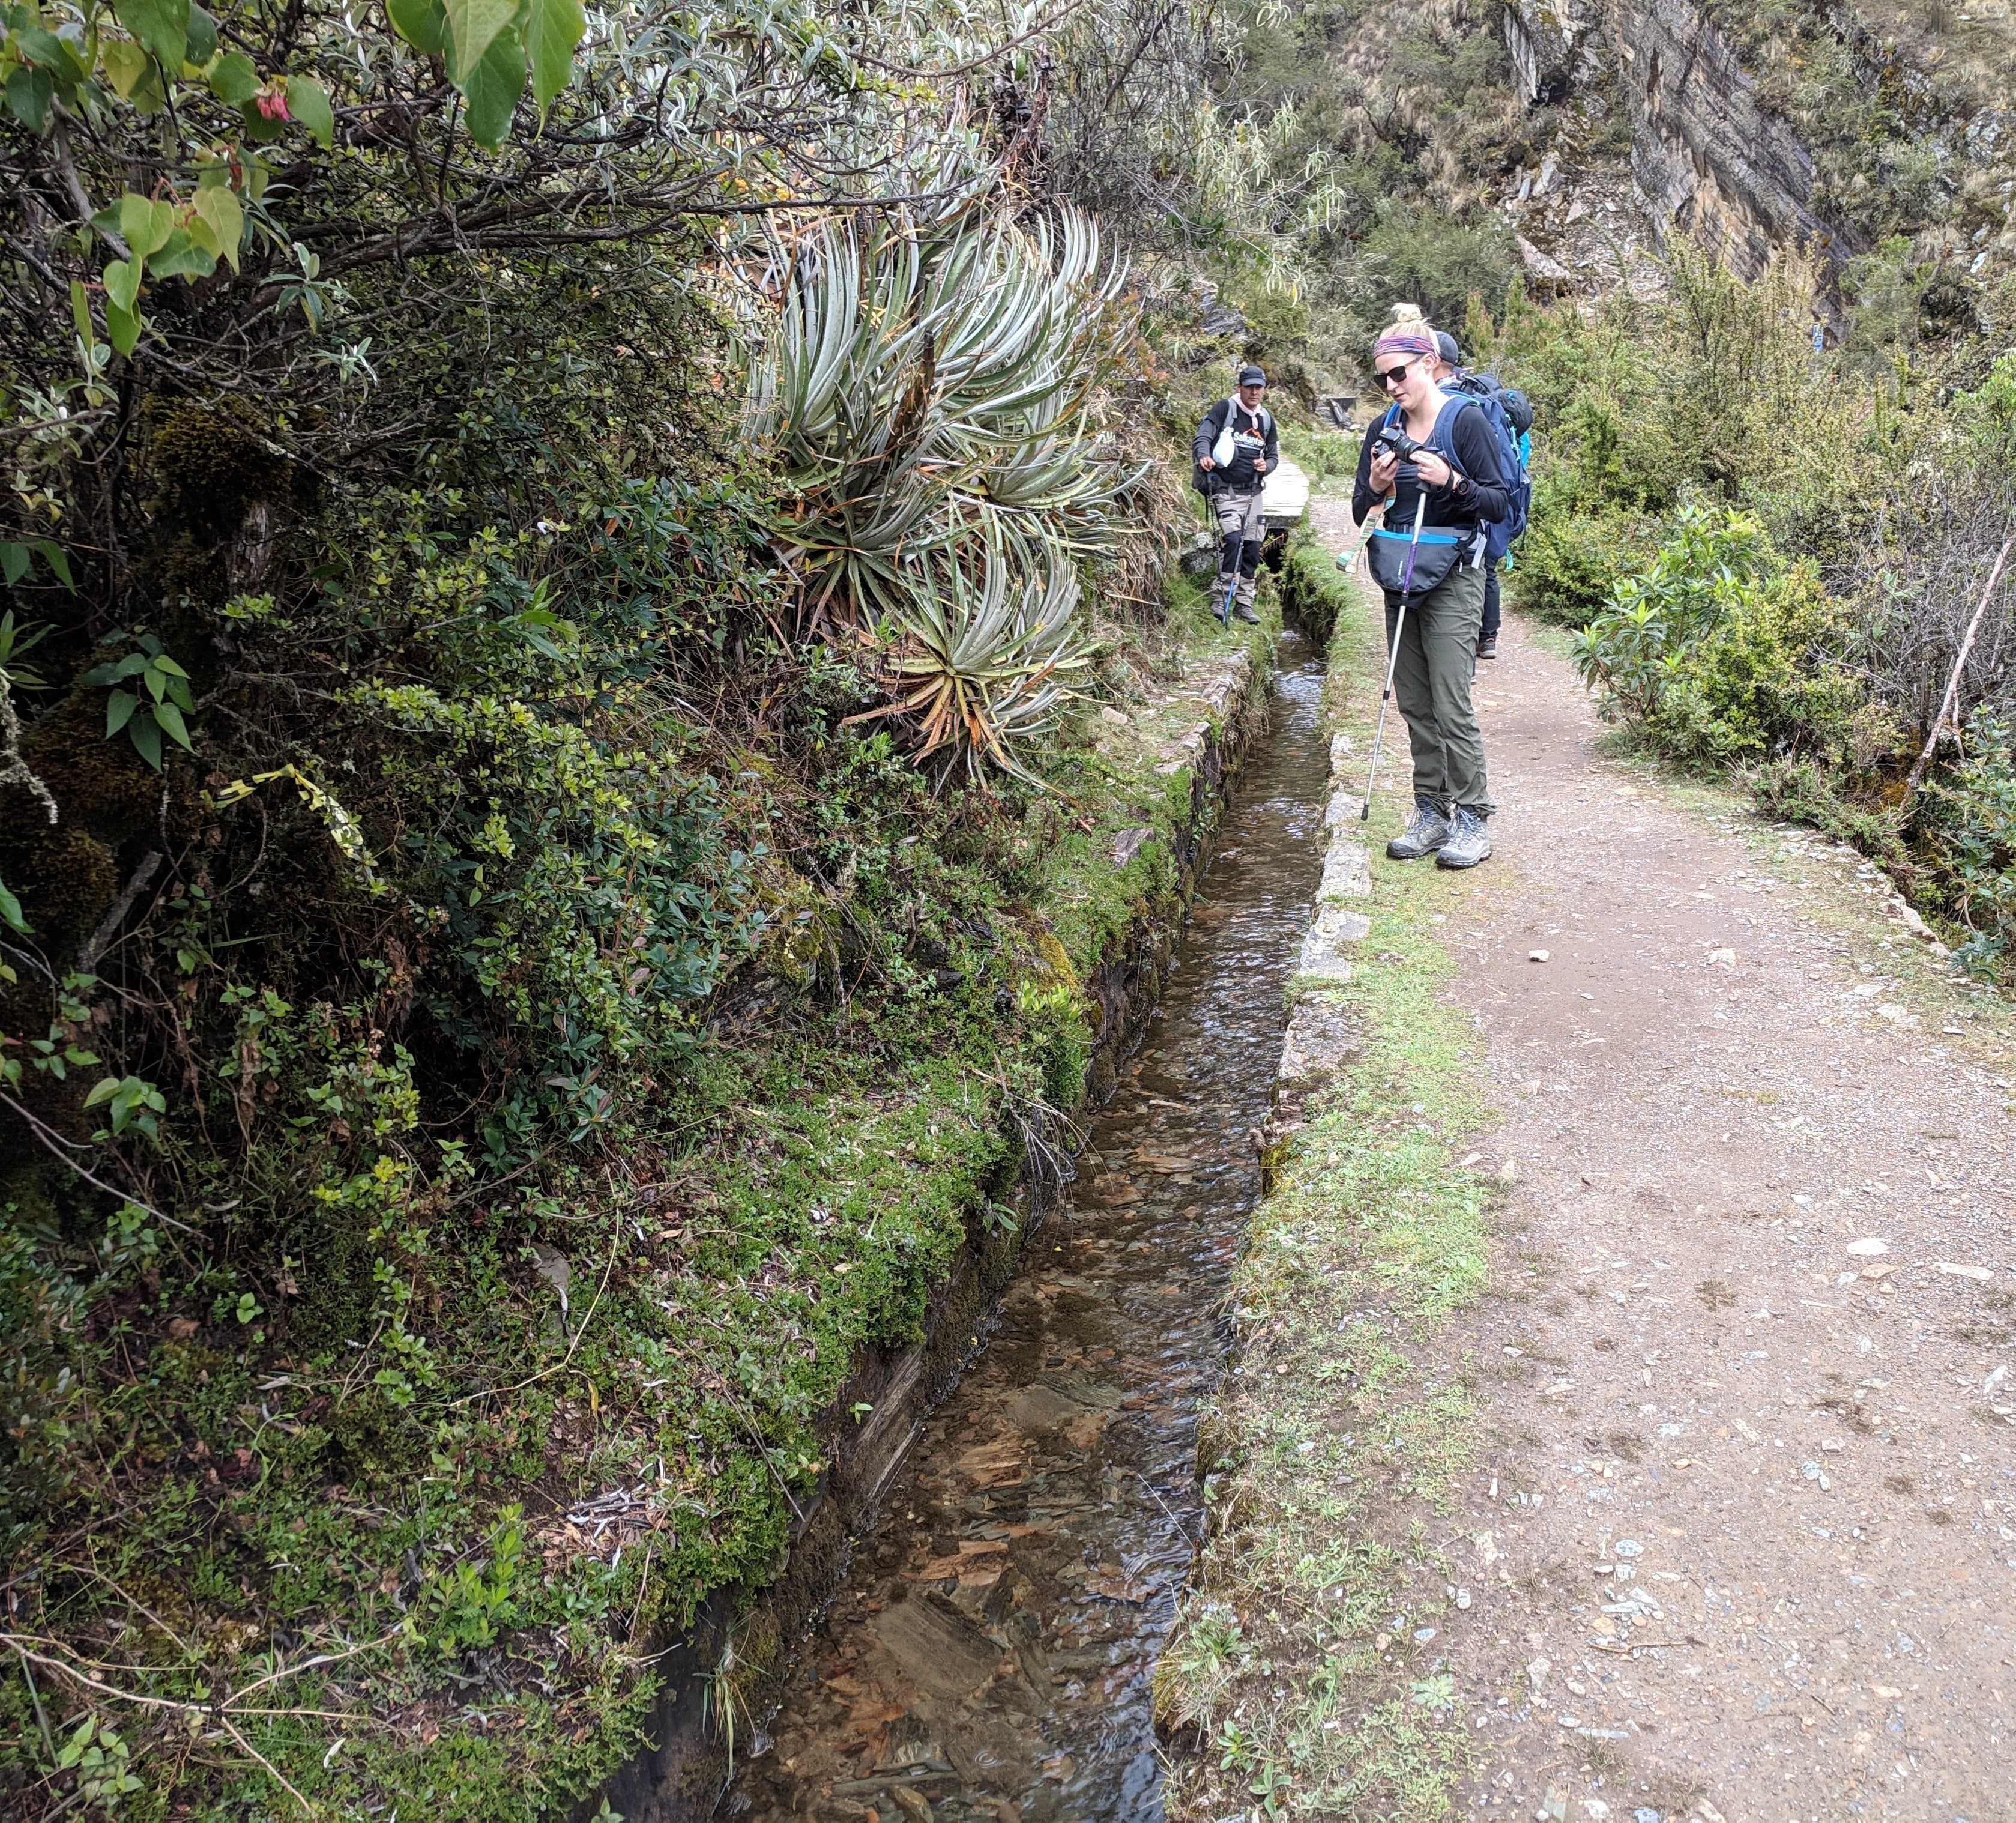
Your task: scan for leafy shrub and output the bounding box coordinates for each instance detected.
[1507,488,1653,628]
[1573,506,1874,767]
[1572,507,1775,721]
[1922,712,2016,979]
[1335,207,1518,331]
[1494,247,1908,569]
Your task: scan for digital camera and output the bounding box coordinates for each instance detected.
[1372,423,1429,463]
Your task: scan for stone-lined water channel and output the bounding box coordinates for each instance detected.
[726,633,1330,1822]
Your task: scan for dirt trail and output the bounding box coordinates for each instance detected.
[1420,603,2016,1822]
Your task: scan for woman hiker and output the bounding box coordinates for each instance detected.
[1351,306,1509,869]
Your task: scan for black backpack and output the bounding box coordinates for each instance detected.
[1452,369,1533,437]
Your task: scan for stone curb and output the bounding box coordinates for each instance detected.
[1282,730,1374,1072]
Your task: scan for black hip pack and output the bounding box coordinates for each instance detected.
[1365,525,1474,596]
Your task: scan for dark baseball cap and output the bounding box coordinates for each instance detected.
[1433,331,1460,367]
[1237,364,1267,387]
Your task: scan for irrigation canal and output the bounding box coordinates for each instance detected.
[725,630,1332,1821]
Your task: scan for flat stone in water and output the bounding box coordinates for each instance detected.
[869,1595,1003,1702]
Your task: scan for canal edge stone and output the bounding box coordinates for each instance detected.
[1272,728,1370,1122]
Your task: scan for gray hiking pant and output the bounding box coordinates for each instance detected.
[1385,563,1494,817]
[1213,488,1264,610]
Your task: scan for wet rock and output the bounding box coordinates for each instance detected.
[877,1715,953,1773]
[1005,1373,1121,1431]
[940,1705,1038,1788]
[869,1596,1004,1703]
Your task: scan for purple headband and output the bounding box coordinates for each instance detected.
[1374,330,1438,359]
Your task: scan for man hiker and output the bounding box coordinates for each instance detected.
[1352,307,1509,869]
[1192,366,1278,624]
[1433,330,1532,662]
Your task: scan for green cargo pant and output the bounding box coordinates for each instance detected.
[1383,562,1493,817]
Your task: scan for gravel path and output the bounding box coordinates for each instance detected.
[1428,607,2016,1823]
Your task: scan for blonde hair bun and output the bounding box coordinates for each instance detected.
[1374,300,1439,355]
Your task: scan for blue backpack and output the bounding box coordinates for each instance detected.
[1450,371,1532,564]
[1382,378,1531,565]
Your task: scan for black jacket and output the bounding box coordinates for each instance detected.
[1350,395,1510,531]
[1192,398,1278,494]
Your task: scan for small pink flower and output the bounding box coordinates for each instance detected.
[255,88,291,121]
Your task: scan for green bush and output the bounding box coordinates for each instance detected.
[1336,207,1518,330]
[1572,506,1774,720]
[1572,506,1873,767]
[1507,488,1653,627]
[1923,712,2016,980]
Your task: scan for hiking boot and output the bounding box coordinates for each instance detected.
[1476,633,1498,659]
[1435,806,1492,869]
[1386,802,1453,861]
[1233,602,1260,624]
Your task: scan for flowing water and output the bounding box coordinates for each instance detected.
[726,633,1331,1822]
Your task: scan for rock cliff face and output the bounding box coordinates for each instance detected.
[1501,0,1853,282]
[1498,0,2016,294]
[1601,0,1855,279]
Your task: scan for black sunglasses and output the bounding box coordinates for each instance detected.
[1377,360,1417,387]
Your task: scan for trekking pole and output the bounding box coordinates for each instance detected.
[1217,562,1239,625]
[1360,494,1428,821]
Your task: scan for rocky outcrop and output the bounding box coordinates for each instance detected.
[1601,0,1856,278]
[1500,0,1859,282]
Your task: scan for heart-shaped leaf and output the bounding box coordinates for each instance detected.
[103,258,142,314]
[443,0,516,88]
[106,689,138,736]
[112,0,189,71]
[287,74,334,148]
[192,186,244,270]
[4,66,54,130]
[100,36,150,97]
[458,23,525,147]
[183,2,217,64]
[207,47,258,102]
[148,229,217,279]
[387,0,447,55]
[522,0,582,121]
[119,193,175,258]
[104,299,142,357]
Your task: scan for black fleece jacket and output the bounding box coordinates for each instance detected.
[1192,397,1278,494]
[1350,396,1510,531]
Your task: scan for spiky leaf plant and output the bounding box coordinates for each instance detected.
[747,198,1144,777]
